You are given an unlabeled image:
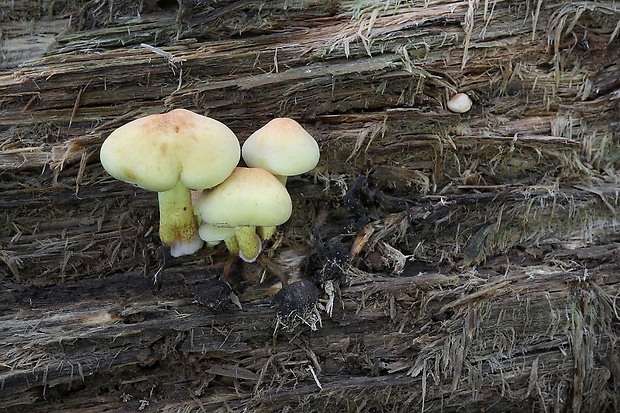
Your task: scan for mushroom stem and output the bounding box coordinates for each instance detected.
[274,175,287,185]
[157,181,202,257]
[223,236,240,255]
[257,226,277,241]
[235,225,262,262]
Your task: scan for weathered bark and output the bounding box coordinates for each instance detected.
[0,1,619,412]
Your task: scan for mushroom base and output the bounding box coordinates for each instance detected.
[170,234,203,257]
[158,181,202,257]
[257,225,277,241]
[235,225,262,263]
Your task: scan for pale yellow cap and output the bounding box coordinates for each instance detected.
[199,167,292,227]
[100,109,240,191]
[242,118,319,177]
[198,222,236,243]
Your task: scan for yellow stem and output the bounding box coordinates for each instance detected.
[157,181,202,257]
[235,225,261,262]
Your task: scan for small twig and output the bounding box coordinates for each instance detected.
[69,78,93,128]
[273,47,280,73]
[140,43,183,91]
[141,43,175,66]
[440,279,515,313]
[257,255,288,286]
[221,254,238,283]
[574,184,616,214]
[152,246,169,290]
[307,364,322,390]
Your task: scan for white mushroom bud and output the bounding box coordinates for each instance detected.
[447,93,473,113]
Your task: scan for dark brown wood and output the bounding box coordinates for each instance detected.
[1,1,619,412]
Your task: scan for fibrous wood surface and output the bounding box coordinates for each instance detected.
[0,1,619,412]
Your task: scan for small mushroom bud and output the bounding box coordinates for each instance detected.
[447,92,472,113]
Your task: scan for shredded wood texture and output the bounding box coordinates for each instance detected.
[0,1,619,412]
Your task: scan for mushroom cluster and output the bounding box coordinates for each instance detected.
[100,111,319,262]
[198,117,320,262]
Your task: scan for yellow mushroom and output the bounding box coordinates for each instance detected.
[100,109,240,257]
[198,167,292,263]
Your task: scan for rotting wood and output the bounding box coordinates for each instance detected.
[1,1,619,412]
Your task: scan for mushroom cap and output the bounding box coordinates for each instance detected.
[198,222,236,243]
[447,93,472,113]
[199,167,292,227]
[242,118,319,177]
[100,109,240,192]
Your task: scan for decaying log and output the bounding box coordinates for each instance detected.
[1,1,619,412]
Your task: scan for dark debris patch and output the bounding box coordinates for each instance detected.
[272,280,321,332]
[303,230,349,286]
[194,279,240,311]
